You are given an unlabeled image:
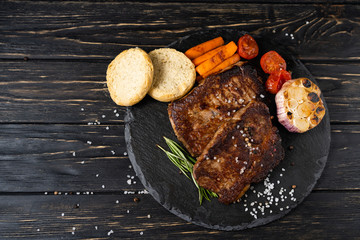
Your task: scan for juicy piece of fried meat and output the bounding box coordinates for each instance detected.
[168,64,265,157]
[193,101,284,204]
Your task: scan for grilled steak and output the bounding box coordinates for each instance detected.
[193,101,284,204]
[168,64,265,157]
[168,64,284,204]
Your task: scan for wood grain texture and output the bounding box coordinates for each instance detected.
[0,61,359,123]
[0,124,357,192]
[0,1,359,60]
[0,192,359,239]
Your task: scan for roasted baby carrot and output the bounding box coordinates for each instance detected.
[202,53,241,78]
[192,45,225,66]
[185,37,224,60]
[195,41,238,77]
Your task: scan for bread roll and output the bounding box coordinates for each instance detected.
[148,48,196,102]
[106,48,153,106]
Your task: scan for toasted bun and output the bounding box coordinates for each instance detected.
[148,48,196,102]
[106,48,153,106]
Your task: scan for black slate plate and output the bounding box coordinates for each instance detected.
[125,28,331,231]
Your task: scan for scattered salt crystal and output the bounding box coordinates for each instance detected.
[72,227,76,231]
[131,176,134,179]
[87,141,92,145]
[102,185,105,189]
[72,152,76,157]
[115,113,120,117]
[285,33,289,36]
[260,94,265,98]
[129,165,132,168]
[96,174,99,177]
[81,161,85,164]
[116,200,119,204]
[272,29,276,33]
[111,150,115,155]
[127,210,130,213]
[127,179,132,185]
[147,214,151,218]
[72,232,75,235]
[37,229,40,232]
[107,230,114,236]
[106,126,109,130]
[124,152,128,156]
[95,226,98,230]
[114,109,117,113]
[61,213,64,216]
[102,115,105,118]
[140,232,143,235]
[81,108,84,111]
[44,192,48,195]
[306,21,310,24]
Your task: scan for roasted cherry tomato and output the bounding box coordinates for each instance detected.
[260,51,287,74]
[265,69,292,94]
[237,34,259,60]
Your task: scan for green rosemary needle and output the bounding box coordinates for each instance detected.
[157,137,218,205]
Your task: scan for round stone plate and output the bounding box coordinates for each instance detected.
[124,28,331,231]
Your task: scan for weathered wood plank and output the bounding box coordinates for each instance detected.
[0,2,359,60]
[0,61,359,123]
[0,124,358,192]
[0,192,359,239]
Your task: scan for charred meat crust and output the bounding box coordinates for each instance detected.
[168,64,265,157]
[193,102,284,204]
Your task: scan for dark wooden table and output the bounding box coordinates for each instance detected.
[1,1,359,239]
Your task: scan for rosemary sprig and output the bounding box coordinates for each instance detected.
[157,137,218,205]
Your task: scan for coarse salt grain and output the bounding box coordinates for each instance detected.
[140,232,144,235]
[124,152,128,156]
[72,152,76,157]
[106,126,109,130]
[116,200,119,204]
[102,115,105,118]
[102,185,105,188]
[87,141,92,145]
[127,179,132,185]
[107,230,114,236]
